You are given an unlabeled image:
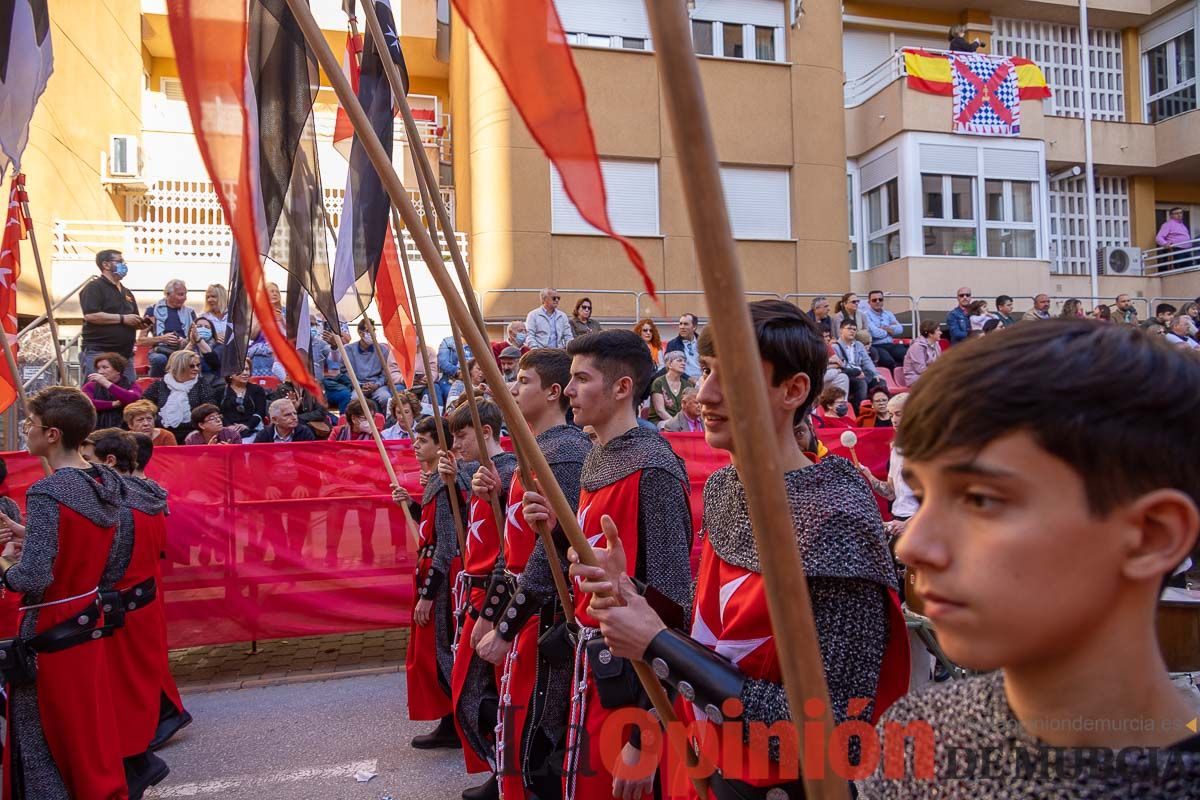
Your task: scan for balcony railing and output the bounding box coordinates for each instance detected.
[1144,238,1200,276]
[844,48,1035,109]
[51,220,468,267]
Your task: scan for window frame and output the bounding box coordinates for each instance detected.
[983,179,1040,259]
[1143,31,1197,120]
[550,158,661,238]
[864,178,901,268]
[921,174,978,257]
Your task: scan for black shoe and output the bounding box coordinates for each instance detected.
[462,775,498,800]
[125,752,170,800]
[411,714,462,750]
[149,708,193,751]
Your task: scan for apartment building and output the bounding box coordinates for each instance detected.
[21,0,1200,344]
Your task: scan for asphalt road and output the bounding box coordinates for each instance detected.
[146,673,478,800]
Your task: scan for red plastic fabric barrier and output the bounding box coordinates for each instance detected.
[0,429,892,648]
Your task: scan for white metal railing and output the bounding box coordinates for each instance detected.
[844,47,1041,109]
[51,220,467,266]
[1144,238,1200,275]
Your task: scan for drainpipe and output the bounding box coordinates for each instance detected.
[1079,0,1100,299]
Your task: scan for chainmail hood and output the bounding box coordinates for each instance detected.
[27,465,124,528]
[703,456,896,591]
[581,426,687,492]
[119,474,168,515]
[536,424,592,466]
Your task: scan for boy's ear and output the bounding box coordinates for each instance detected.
[612,375,634,402]
[779,371,812,415]
[1119,489,1200,583]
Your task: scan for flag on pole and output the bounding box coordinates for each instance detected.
[166,0,320,395]
[332,31,363,160]
[0,0,53,181]
[0,177,25,412]
[450,0,654,298]
[903,49,1051,100]
[332,0,417,385]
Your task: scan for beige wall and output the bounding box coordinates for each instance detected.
[19,0,144,317]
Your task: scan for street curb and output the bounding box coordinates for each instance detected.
[180,664,403,694]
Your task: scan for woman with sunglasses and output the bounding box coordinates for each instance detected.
[570,297,602,337]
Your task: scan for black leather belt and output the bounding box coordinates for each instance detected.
[417,545,435,559]
[0,597,108,688]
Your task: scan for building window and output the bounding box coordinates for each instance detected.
[985,180,1038,258]
[692,20,714,55]
[551,159,660,237]
[723,23,746,58]
[688,0,786,62]
[555,0,651,51]
[922,174,977,256]
[847,173,859,271]
[1145,31,1197,122]
[865,179,900,268]
[755,26,776,60]
[720,166,790,240]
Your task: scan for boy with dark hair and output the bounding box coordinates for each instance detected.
[442,399,518,798]
[473,348,591,800]
[0,387,128,797]
[402,415,467,750]
[573,301,906,798]
[858,321,1200,798]
[523,329,693,800]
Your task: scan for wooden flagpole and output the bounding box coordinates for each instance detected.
[642,3,845,798]
[14,176,67,384]
[286,5,690,785]
[0,332,49,476]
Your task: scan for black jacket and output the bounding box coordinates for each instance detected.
[252,423,317,444]
[220,383,269,432]
[142,377,222,444]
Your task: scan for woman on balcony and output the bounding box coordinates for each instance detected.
[202,283,231,344]
[82,352,143,429]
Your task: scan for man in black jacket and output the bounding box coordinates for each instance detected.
[252,399,316,443]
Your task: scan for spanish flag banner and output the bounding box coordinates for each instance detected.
[903,49,1052,100]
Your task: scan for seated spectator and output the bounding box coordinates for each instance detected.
[856,387,894,428]
[331,398,386,441]
[903,318,942,386]
[664,313,701,378]
[490,321,529,362]
[855,393,915,536]
[659,387,704,433]
[437,335,472,404]
[1023,293,1052,321]
[992,295,1017,328]
[141,349,222,444]
[246,324,282,380]
[524,287,573,349]
[201,283,231,344]
[570,297,601,337]
[498,346,522,382]
[382,392,420,440]
[864,290,908,368]
[1165,315,1200,349]
[1112,294,1139,326]
[184,403,242,445]
[967,299,991,331]
[1059,298,1084,319]
[648,351,695,425]
[1144,322,1167,337]
[270,382,334,439]
[123,399,177,448]
[812,384,854,430]
[808,296,833,338]
[832,318,879,409]
[945,286,972,343]
[253,398,316,443]
[219,360,269,438]
[1147,303,1177,328]
[1092,304,1113,323]
[141,278,197,377]
[832,293,871,347]
[1181,301,1200,330]
[82,351,142,428]
[345,321,397,409]
[312,325,353,413]
[633,318,664,368]
[821,330,851,398]
[446,359,488,409]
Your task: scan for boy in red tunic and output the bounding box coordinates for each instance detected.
[442,399,517,799]
[0,387,128,799]
[574,301,907,799]
[401,415,467,749]
[523,330,694,800]
[472,349,591,800]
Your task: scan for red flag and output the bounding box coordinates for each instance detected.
[450,0,654,297]
[377,224,417,386]
[166,0,320,396]
[0,176,24,412]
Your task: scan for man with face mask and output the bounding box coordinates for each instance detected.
[489,320,529,362]
[345,320,396,409]
[80,250,142,384]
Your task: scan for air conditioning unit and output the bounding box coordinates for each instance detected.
[1097,245,1143,276]
[108,135,139,177]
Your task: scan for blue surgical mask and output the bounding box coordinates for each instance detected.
[834,402,850,416]
[112,262,128,280]
[197,327,213,342]
[515,332,527,345]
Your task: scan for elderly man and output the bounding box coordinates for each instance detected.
[523,287,573,349]
[141,279,198,377]
[1023,293,1052,321]
[344,320,398,409]
[945,286,973,343]
[497,346,522,382]
[864,291,908,368]
[80,249,143,382]
[1110,294,1140,325]
[1165,315,1200,349]
[659,386,704,432]
[664,312,701,378]
[490,320,529,361]
[253,398,317,443]
[1156,207,1193,267]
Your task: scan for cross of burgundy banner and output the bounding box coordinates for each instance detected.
[951,53,1021,136]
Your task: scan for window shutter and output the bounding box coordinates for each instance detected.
[691,0,785,27]
[919,144,978,175]
[1140,6,1194,52]
[720,167,791,239]
[843,28,892,81]
[983,148,1041,180]
[860,148,898,191]
[553,0,650,39]
[551,160,659,237]
[161,77,186,101]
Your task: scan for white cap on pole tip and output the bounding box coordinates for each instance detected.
[840,430,858,449]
